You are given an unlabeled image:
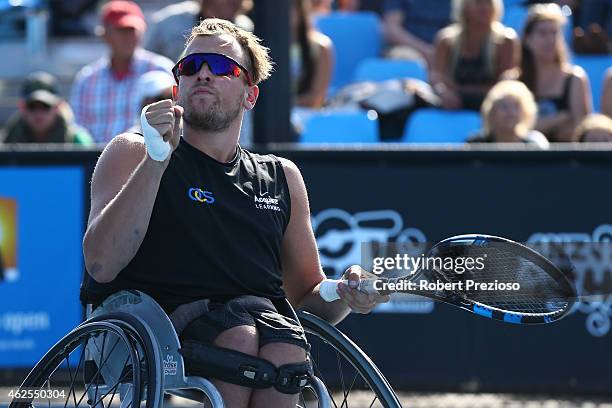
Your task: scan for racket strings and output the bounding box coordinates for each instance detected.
[431,245,571,314]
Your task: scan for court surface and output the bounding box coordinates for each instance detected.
[4,388,612,407]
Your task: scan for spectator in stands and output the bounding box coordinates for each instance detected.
[574,113,612,142]
[311,0,334,15]
[468,80,549,147]
[127,70,176,133]
[290,0,334,136]
[0,72,93,145]
[572,0,611,54]
[383,0,452,66]
[602,68,612,117]
[431,0,519,112]
[70,1,174,144]
[145,0,254,61]
[292,0,334,108]
[506,3,591,142]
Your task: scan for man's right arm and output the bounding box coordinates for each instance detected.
[82,134,167,283]
[83,100,182,283]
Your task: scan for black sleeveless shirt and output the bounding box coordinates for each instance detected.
[80,138,292,313]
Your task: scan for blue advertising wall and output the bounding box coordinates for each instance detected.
[0,167,84,367]
[0,149,610,395]
[285,149,612,394]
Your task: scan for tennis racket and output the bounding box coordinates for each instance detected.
[320,234,576,324]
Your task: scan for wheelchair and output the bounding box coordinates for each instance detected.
[9,290,402,408]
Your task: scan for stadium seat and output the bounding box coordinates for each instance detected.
[502,5,528,34]
[315,12,382,92]
[572,55,612,112]
[354,58,428,83]
[300,110,379,143]
[402,108,482,143]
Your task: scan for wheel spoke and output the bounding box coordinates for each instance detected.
[336,351,347,405]
[68,336,89,408]
[10,322,143,408]
[341,372,359,408]
[310,351,338,408]
[300,312,401,408]
[45,379,50,408]
[75,333,121,407]
[97,355,131,402]
[92,331,108,406]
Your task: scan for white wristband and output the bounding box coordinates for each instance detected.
[140,105,171,162]
[319,279,346,302]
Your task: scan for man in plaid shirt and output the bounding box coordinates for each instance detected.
[70,1,174,144]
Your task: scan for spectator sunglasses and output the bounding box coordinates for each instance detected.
[172,53,253,86]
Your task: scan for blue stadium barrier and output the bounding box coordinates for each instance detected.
[354,58,428,83]
[402,108,482,143]
[315,12,382,92]
[300,110,379,143]
[572,55,612,112]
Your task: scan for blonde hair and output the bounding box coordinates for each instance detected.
[481,80,538,136]
[574,113,612,141]
[185,18,273,85]
[446,0,509,80]
[451,0,504,26]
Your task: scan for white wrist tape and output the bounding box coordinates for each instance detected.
[319,279,345,302]
[140,105,171,162]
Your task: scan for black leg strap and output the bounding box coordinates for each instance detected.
[274,361,314,394]
[179,340,312,394]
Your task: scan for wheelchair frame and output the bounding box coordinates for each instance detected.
[9,290,402,408]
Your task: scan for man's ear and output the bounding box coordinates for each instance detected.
[243,85,259,110]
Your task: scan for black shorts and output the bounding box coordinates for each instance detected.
[179,295,310,353]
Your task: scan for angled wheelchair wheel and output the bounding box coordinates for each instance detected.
[9,321,142,408]
[86,312,164,408]
[298,311,402,408]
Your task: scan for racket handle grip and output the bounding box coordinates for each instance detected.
[319,279,346,302]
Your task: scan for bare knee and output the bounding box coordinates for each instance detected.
[214,324,259,355]
[258,342,308,366]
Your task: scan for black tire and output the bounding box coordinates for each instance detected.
[298,311,402,408]
[9,321,142,408]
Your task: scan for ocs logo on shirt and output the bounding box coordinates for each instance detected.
[188,187,215,204]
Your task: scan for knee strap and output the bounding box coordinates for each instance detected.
[274,361,313,394]
[179,341,312,394]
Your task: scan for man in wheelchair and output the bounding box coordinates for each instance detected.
[81,17,389,408]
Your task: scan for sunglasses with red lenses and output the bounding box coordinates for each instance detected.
[172,53,252,86]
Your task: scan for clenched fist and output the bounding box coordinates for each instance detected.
[144,99,183,154]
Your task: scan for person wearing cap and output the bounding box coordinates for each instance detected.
[144,0,254,62]
[70,0,174,144]
[0,72,93,145]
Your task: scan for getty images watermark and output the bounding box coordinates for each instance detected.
[362,243,521,292]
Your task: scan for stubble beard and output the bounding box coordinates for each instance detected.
[181,94,243,132]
